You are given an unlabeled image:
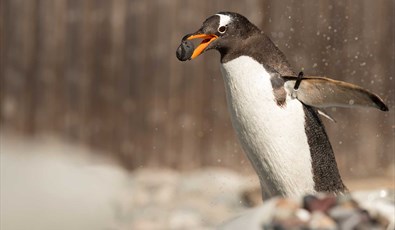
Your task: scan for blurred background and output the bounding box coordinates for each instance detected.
[1,0,394,229]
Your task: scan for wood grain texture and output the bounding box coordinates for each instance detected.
[0,0,393,177]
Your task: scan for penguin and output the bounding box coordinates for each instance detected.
[176,12,388,199]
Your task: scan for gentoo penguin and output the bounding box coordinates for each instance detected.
[176,12,388,198]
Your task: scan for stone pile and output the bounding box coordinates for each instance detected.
[113,168,258,229]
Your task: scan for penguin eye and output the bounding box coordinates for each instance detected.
[218,26,227,34]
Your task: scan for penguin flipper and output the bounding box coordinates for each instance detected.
[283,76,389,111]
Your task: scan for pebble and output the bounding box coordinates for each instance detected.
[114,167,252,229]
[2,135,393,230]
[114,168,394,230]
[258,194,392,230]
[176,39,195,61]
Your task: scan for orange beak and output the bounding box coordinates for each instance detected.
[187,34,218,59]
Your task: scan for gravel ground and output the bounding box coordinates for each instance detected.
[1,133,394,230]
[1,134,257,230]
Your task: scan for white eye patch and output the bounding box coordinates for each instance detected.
[216,14,232,28]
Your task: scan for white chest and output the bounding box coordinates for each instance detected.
[220,56,315,197]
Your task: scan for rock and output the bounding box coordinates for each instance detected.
[309,211,337,229]
[220,193,394,230]
[169,208,203,229]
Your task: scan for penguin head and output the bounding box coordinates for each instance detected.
[177,12,260,61]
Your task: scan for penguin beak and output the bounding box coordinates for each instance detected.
[186,33,218,59]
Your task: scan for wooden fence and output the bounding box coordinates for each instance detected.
[1,0,394,177]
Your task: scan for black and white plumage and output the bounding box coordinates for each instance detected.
[177,12,388,198]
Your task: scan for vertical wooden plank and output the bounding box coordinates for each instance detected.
[78,0,95,144]
[176,0,206,169]
[88,0,115,153]
[152,0,180,168]
[33,0,67,134]
[63,0,84,141]
[1,0,39,134]
[373,1,395,175]
[353,0,394,176]
[123,0,151,168]
[79,0,113,154]
[118,0,142,169]
[108,0,127,161]
[51,0,67,135]
[165,0,182,168]
[0,0,9,127]
[145,0,168,168]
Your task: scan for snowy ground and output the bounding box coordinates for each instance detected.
[1,133,393,230]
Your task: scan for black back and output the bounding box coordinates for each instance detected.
[303,106,347,193]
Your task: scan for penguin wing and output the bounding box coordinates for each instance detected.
[283,76,389,111]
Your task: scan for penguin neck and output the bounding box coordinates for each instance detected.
[219,55,346,198]
[219,33,295,76]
